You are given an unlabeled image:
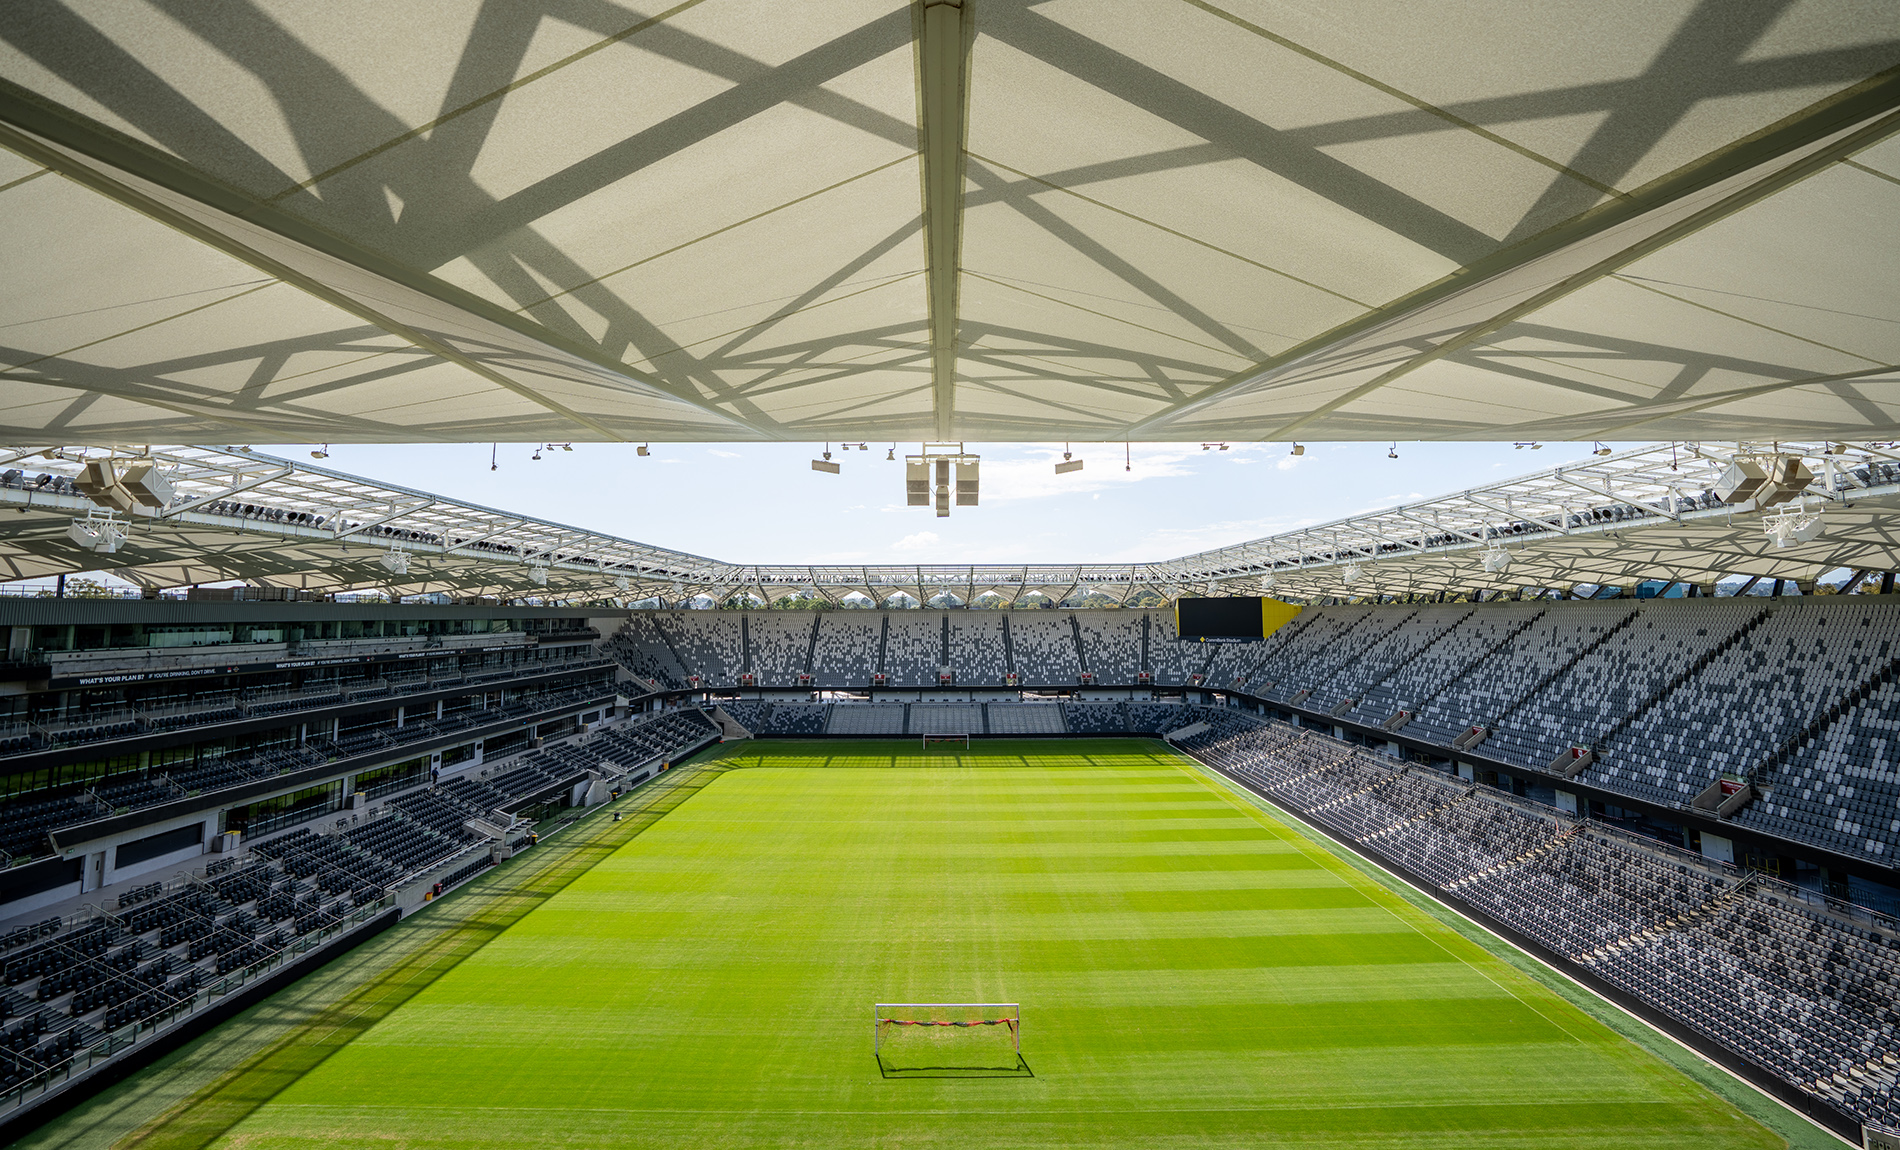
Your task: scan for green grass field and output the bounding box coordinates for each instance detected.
[96,740,1786,1148]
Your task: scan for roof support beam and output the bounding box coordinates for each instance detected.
[1552,471,1677,521]
[1464,493,1569,535]
[918,0,971,440]
[332,498,435,541]
[159,467,294,519]
[1394,510,1481,545]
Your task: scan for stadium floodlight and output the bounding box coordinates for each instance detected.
[637,444,649,457]
[614,575,632,593]
[1055,442,1083,474]
[527,561,550,586]
[1387,443,1399,459]
[1259,571,1275,592]
[813,443,840,474]
[377,548,410,575]
[874,1003,1020,1072]
[1341,562,1363,585]
[310,444,329,459]
[1200,442,1228,451]
[1514,442,1542,450]
[1289,443,1304,456]
[1593,442,1613,456]
[1482,545,1511,574]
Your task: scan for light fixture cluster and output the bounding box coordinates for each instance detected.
[811,441,870,473]
[1715,453,1814,511]
[60,455,176,554]
[904,444,979,517]
[1056,443,1083,474]
[73,457,173,514]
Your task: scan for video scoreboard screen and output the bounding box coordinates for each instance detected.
[1175,596,1301,643]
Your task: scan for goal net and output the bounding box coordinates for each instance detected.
[921,733,969,749]
[874,1003,1019,1071]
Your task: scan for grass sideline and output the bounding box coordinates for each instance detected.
[22,739,1794,1148]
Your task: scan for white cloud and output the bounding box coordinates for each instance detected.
[706,449,740,459]
[892,531,939,551]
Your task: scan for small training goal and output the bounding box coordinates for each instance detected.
[921,733,970,749]
[874,1003,1020,1072]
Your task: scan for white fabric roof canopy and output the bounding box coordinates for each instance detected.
[0,1,1897,444]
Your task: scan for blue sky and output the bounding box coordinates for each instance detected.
[264,439,1635,566]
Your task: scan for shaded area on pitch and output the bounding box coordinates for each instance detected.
[877,1053,1034,1080]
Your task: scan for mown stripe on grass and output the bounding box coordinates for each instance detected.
[114,762,733,1150]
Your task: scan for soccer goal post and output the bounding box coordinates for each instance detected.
[874,1002,1020,1059]
[921,733,970,749]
